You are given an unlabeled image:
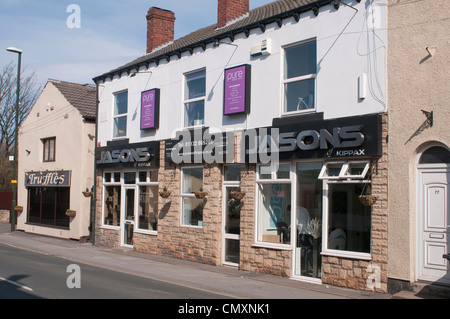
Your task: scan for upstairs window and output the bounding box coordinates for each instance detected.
[113,91,128,138]
[283,40,317,113]
[184,69,206,127]
[42,137,56,162]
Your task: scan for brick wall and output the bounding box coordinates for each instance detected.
[133,141,223,266]
[217,0,249,28]
[146,7,175,54]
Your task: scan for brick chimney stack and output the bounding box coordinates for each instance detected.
[146,7,176,54]
[217,0,249,29]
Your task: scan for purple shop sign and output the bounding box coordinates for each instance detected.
[223,64,251,115]
[140,88,160,130]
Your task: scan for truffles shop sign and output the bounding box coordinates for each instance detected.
[25,170,71,187]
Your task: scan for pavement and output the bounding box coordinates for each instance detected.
[0,222,391,299]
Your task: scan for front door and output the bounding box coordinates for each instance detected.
[122,187,136,247]
[417,167,450,284]
[222,166,242,267]
[223,186,241,266]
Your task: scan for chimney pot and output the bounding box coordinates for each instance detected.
[146,7,176,54]
[217,0,249,29]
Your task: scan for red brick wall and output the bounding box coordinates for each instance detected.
[146,7,175,54]
[217,0,249,28]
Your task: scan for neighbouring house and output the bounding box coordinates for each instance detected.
[386,0,450,294]
[17,79,96,241]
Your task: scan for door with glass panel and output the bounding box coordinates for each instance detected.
[223,166,242,266]
[122,186,136,247]
[294,162,323,280]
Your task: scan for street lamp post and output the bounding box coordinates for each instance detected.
[7,47,22,232]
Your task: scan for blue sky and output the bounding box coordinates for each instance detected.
[0,0,274,86]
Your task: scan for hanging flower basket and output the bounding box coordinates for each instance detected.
[230,191,245,200]
[193,191,207,199]
[65,209,76,218]
[14,206,23,213]
[82,191,92,197]
[159,190,172,199]
[358,195,377,207]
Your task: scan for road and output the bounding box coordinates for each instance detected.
[0,243,231,299]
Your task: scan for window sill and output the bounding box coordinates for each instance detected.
[321,250,372,261]
[134,229,157,236]
[100,225,120,230]
[252,242,293,251]
[281,109,316,117]
[25,222,69,231]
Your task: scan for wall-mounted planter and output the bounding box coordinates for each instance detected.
[193,191,207,199]
[65,210,76,218]
[358,195,377,207]
[230,191,245,200]
[14,206,23,213]
[159,190,172,199]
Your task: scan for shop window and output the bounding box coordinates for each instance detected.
[184,69,206,127]
[283,40,316,113]
[319,161,372,257]
[102,171,159,231]
[137,185,158,232]
[124,172,135,184]
[137,171,159,233]
[181,167,204,227]
[256,164,292,245]
[224,165,241,182]
[27,187,70,228]
[104,185,121,226]
[42,137,56,162]
[113,91,128,138]
[326,183,371,255]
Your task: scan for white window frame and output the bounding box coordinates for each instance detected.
[102,170,159,234]
[282,39,317,116]
[113,90,128,139]
[254,163,294,250]
[318,160,371,180]
[102,171,122,230]
[180,166,204,228]
[319,161,372,260]
[136,170,159,235]
[183,69,206,128]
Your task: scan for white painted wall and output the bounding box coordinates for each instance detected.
[96,0,387,146]
[17,82,95,240]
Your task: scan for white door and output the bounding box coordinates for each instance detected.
[417,167,450,284]
[121,186,136,247]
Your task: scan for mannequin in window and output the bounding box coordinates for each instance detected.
[329,220,346,250]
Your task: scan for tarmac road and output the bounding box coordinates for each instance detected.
[0,223,389,301]
[0,242,230,299]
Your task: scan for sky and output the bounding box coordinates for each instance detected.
[0,0,275,87]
